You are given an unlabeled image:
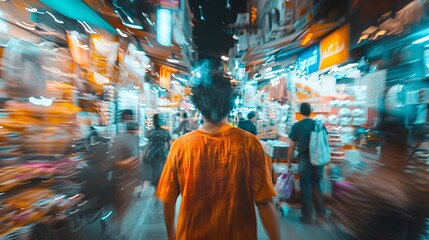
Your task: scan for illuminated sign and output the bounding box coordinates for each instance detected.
[160,65,178,90]
[156,9,172,46]
[160,0,180,11]
[297,43,320,75]
[319,24,350,70]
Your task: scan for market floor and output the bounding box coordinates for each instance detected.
[83,182,348,240]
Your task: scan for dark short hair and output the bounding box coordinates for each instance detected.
[121,109,134,121]
[247,111,256,120]
[153,114,161,129]
[189,60,238,124]
[237,112,242,116]
[300,103,312,116]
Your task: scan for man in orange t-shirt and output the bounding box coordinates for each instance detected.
[156,60,280,240]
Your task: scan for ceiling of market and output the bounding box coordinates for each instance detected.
[0,0,191,72]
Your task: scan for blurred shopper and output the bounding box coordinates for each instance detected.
[108,109,140,238]
[287,103,327,224]
[190,112,201,130]
[174,112,194,135]
[235,112,243,123]
[238,111,258,135]
[142,114,171,191]
[156,61,280,240]
[331,95,429,240]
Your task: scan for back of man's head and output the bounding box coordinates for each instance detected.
[247,111,256,120]
[189,60,238,124]
[300,103,312,116]
[121,109,134,122]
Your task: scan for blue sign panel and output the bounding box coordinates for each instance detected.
[297,43,320,75]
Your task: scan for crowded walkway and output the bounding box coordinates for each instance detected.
[83,182,348,240]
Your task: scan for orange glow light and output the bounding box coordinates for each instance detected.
[301,33,314,46]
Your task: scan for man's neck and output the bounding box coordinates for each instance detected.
[199,118,229,134]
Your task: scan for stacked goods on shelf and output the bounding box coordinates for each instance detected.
[1,101,80,156]
[97,85,117,126]
[0,89,84,238]
[261,140,289,160]
[0,158,83,237]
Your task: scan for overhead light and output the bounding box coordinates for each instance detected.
[412,35,429,45]
[301,33,314,46]
[172,73,188,82]
[265,65,285,75]
[372,30,387,40]
[29,96,54,107]
[25,7,38,13]
[253,73,262,80]
[116,28,128,37]
[232,34,239,40]
[357,34,369,44]
[199,6,205,20]
[167,53,180,64]
[167,58,179,64]
[221,55,229,61]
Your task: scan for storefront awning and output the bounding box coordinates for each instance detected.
[40,0,117,34]
[243,22,342,67]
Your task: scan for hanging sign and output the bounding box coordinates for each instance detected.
[160,0,180,11]
[319,24,350,70]
[297,43,320,75]
[156,9,172,46]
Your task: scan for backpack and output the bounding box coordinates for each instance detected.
[309,120,331,166]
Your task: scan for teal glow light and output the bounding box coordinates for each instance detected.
[40,0,116,34]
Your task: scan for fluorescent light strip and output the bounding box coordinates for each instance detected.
[78,20,96,34]
[412,35,429,45]
[145,37,154,47]
[167,58,179,64]
[82,21,96,34]
[45,11,64,24]
[25,7,38,13]
[116,28,128,37]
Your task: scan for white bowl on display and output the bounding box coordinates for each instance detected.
[330,100,340,108]
[352,118,367,126]
[340,117,352,125]
[327,115,339,125]
[352,108,365,117]
[340,100,350,107]
[340,127,355,134]
[314,114,327,123]
[338,108,351,117]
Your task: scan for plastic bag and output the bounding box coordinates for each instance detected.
[274,171,294,199]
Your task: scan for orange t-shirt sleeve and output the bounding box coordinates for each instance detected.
[156,141,180,204]
[251,139,276,204]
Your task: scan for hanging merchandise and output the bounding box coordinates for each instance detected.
[66,30,90,68]
[87,34,120,93]
[120,43,151,89]
[97,84,117,126]
[1,39,48,98]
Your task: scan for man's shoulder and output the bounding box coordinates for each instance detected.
[295,118,314,127]
[238,120,252,127]
[232,127,260,142]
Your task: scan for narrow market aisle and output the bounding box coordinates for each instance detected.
[84,182,347,240]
